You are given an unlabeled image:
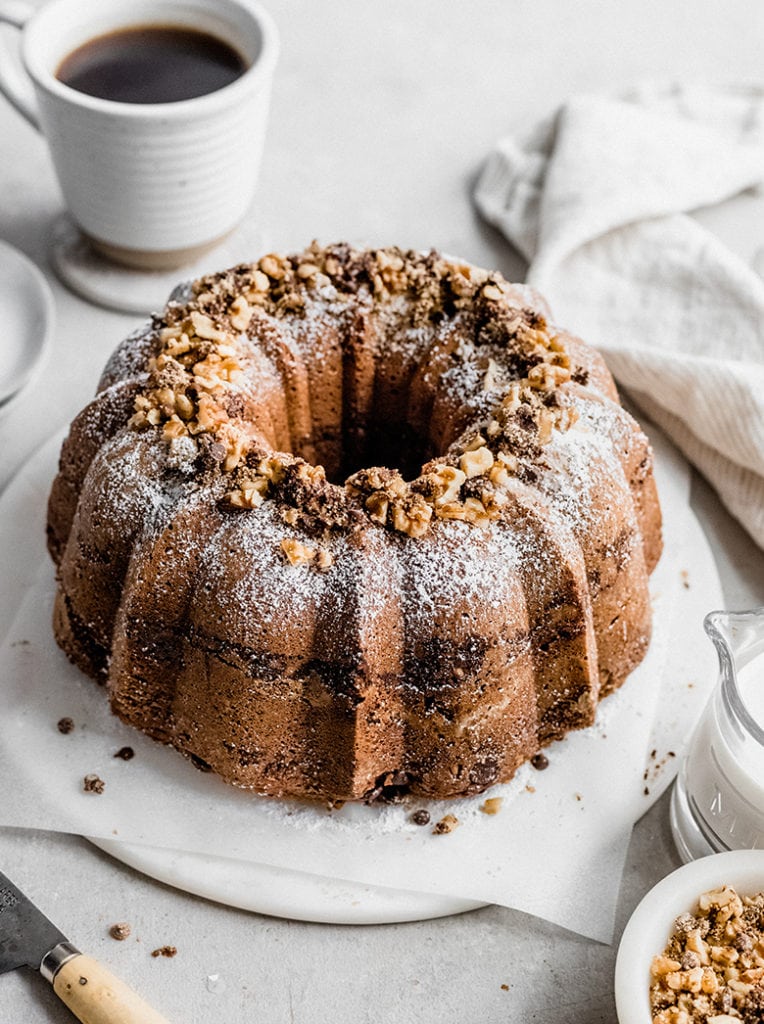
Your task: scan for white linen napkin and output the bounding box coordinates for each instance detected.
[474,83,764,549]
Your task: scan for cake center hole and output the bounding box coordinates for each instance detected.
[332,415,436,483]
[278,321,493,484]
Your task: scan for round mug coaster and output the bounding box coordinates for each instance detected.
[49,213,268,315]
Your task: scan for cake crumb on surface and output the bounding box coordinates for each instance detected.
[644,750,677,788]
[113,746,135,760]
[432,814,460,835]
[57,717,74,734]
[411,809,430,826]
[109,923,131,941]
[151,946,177,959]
[480,797,503,815]
[83,774,105,794]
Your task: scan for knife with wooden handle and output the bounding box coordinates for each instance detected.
[0,868,171,1023]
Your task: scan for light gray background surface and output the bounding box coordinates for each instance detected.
[1,2,763,1021]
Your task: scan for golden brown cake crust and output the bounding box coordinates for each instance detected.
[47,243,662,801]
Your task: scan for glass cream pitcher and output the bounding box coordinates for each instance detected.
[671,608,764,861]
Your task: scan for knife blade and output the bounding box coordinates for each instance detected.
[0,869,73,975]
[0,868,171,1023]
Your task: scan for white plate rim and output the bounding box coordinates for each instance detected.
[87,836,485,924]
[0,239,54,410]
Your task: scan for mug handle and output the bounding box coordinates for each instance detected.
[0,0,41,130]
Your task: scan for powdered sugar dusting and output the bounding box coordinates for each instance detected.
[402,520,521,629]
[98,321,158,392]
[195,505,348,646]
[86,432,181,537]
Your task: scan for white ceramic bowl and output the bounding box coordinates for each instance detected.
[615,849,764,1024]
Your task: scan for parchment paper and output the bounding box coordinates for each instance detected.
[0,429,717,941]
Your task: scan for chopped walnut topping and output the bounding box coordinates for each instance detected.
[130,304,249,471]
[462,497,491,528]
[249,268,270,293]
[258,456,287,485]
[130,243,583,542]
[229,295,252,332]
[528,362,571,391]
[189,310,227,342]
[390,493,433,538]
[537,407,554,445]
[650,886,764,1024]
[488,462,512,489]
[481,283,503,302]
[436,500,470,522]
[162,416,186,441]
[462,433,487,453]
[365,492,390,525]
[259,253,288,280]
[421,465,467,506]
[483,358,503,391]
[225,477,269,509]
[460,445,494,479]
[280,538,317,566]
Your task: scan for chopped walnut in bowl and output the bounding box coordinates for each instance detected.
[650,885,764,1023]
[615,851,764,1024]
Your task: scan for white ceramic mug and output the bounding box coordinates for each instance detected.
[0,0,279,269]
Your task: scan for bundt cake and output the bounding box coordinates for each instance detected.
[47,243,662,802]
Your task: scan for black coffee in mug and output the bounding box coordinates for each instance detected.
[56,25,247,104]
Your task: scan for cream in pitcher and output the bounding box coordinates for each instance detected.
[672,608,764,859]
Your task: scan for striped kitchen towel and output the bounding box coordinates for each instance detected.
[475,83,764,549]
